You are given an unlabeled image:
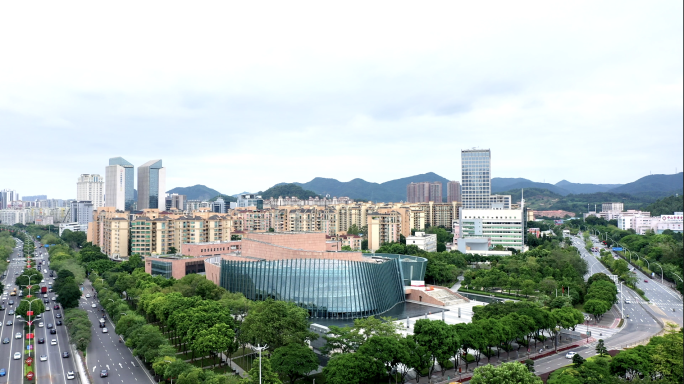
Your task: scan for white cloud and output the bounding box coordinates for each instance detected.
[0,0,681,197]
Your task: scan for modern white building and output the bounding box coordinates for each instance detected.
[77,174,104,208]
[461,148,491,209]
[490,194,511,210]
[105,164,127,211]
[459,208,525,251]
[656,212,683,233]
[406,232,437,252]
[0,209,27,225]
[58,222,89,236]
[70,200,94,226]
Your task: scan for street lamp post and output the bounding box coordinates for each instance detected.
[654,263,664,284]
[252,344,269,384]
[25,297,41,358]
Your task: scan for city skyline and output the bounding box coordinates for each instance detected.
[1,2,682,199]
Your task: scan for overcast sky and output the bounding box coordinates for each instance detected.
[1,1,682,199]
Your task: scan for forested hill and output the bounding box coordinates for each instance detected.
[643,195,684,216]
[258,183,322,200]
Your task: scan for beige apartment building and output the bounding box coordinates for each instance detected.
[89,200,460,258]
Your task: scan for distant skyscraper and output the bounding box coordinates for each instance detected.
[407,182,442,203]
[107,157,135,211]
[447,181,461,203]
[0,189,19,209]
[70,200,94,225]
[165,193,186,211]
[76,174,104,208]
[461,148,491,209]
[137,159,166,210]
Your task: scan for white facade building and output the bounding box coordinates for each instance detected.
[0,209,27,225]
[406,232,437,252]
[77,174,104,208]
[459,208,525,251]
[105,165,127,211]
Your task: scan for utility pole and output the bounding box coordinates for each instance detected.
[253,344,269,384]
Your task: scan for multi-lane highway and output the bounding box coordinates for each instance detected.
[527,233,665,375]
[589,234,683,326]
[0,236,79,383]
[81,278,154,384]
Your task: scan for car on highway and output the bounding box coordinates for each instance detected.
[102,327,108,333]
[47,323,53,329]
[45,306,50,311]
[625,298,631,304]
[644,280,648,283]
[62,351,70,358]
[67,371,75,380]
[0,368,5,376]
[54,304,60,309]
[51,339,57,345]
[50,329,57,334]
[2,338,8,344]
[7,301,12,306]
[13,352,21,360]
[100,369,108,377]
[565,351,577,359]
[38,322,44,327]
[15,333,21,339]
[56,313,62,318]
[7,309,13,315]
[86,294,91,298]
[91,303,97,308]
[40,354,48,361]
[38,338,45,344]
[5,320,11,326]
[56,320,63,326]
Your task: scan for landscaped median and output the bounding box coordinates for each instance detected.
[457,287,526,301]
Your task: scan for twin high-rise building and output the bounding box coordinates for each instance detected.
[106,157,135,211]
[406,182,443,203]
[103,157,166,211]
[447,181,461,203]
[137,159,166,210]
[461,148,491,209]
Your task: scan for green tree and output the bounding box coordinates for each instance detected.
[240,299,316,350]
[572,353,585,368]
[584,299,610,323]
[193,323,236,368]
[358,335,410,381]
[470,362,542,384]
[271,343,319,384]
[595,339,607,357]
[56,279,82,308]
[242,356,282,384]
[323,352,385,384]
[168,246,178,254]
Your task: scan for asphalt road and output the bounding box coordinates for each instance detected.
[520,234,666,375]
[0,236,79,384]
[589,235,683,326]
[82,278,155,384]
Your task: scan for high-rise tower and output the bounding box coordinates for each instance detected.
[461,149,491,209]
[76,174,104,208]
[137,159,166,210]
[447,181,461,203]
[106,157,135,211]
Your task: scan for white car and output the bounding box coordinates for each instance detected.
[15,333,21,339]
[38,322,44,327]
[102,328,108,333]
[67,371,75,380]
[13,352,21,360]
[45,306,51,311]
[86,294,91,298]
[91,303,97,308]
[625,299,631,304]
[51,339,57,345]
[565,351,577,359]
[40,354,48,361]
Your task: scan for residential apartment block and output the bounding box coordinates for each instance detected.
[77,174,104,209]
[406,182,442,203]
[447,181,461,203]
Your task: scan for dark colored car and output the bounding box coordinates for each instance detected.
[0,305,4,310]
[53,305,60,310]
[38,338,45,344]
[56,320,63,326]
[44,299,50,304]
[62,351,70,358]
[50,329,57,334]
[47,323,53,329]
[2,338,9,344]
[100,370,108,377]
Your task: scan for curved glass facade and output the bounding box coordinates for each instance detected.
[220,253,426,319]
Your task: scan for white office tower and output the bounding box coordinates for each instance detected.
[461,149,491,209]
[105,165,127,210]
[77,174,104,208]
[137,159,166,210]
